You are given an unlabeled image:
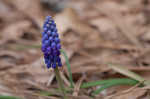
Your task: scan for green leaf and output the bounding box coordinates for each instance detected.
[81,78,138,89]
[0,95,22,99]
[60,49,74,88]
[91,78,139,95]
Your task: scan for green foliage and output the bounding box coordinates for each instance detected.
[0,95,21,99]
[91,78,139,95]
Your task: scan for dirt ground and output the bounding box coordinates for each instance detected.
[0,0,150,99]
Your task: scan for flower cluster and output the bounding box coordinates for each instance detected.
[41,16,62,69]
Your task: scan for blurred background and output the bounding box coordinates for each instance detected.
[0,0,150,99]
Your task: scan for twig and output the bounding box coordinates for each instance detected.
[73,75,86,96]
[47,73,55,86]
[60,71,71,87]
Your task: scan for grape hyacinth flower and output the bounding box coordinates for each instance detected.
[41,16,62,69]
[41,16,67,99]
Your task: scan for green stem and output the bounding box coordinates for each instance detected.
[60,49,74,88]
[92,78,139,95]
[54,66,67,99]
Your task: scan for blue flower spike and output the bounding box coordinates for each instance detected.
[41,16,62,69]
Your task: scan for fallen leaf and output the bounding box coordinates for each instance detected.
[2,20,31,42]
[110,88,147,99]
[7,0,44,27]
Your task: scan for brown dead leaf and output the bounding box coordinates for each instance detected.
[1,20,31,42]
[94,1,143,49]
[6,0,44,27]
[0,0,24,22]
[141,31,150,42]
[22,57,51,84]
[107,88,147,99]
[55,7,102,43]
[0,50,25,70]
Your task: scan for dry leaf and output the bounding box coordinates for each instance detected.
[2,20,31,42]
[55,7,102,42]
[7,0,44,27]
[110,88,146,99]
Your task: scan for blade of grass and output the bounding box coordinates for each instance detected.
[39,91,53,96]
[92,78,139,95]
[0,95,22,99]
[108,63,150,85]
[60,49,74,88]
[80,78,139,89]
